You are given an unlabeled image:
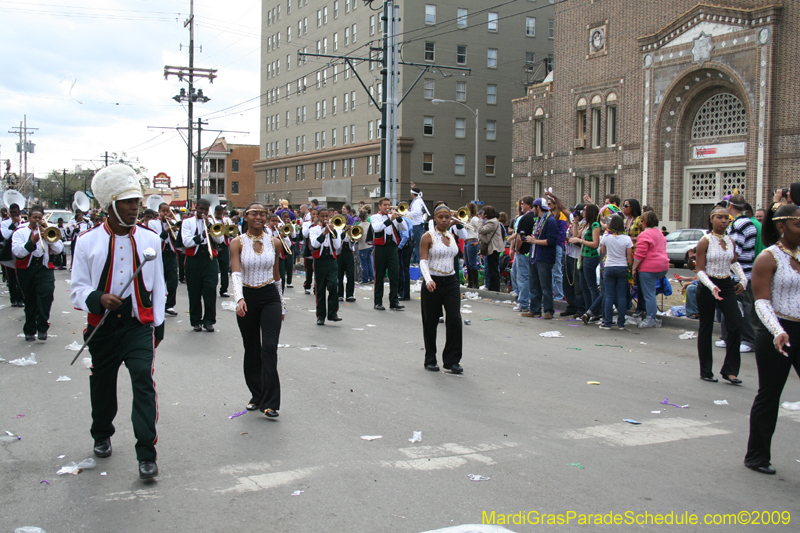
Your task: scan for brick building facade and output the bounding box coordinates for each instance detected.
[512,1,798,230]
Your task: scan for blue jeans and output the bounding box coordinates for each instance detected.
[638,270,666,320]
[529,260,555,314]
[578,255,602,316]
[685,283,698,316]
[514,254,530,310]
[463,241,480,271]
[410,223,425,264]
[359,248,374,282]
[552,245,564,301]
[602,266,629,327]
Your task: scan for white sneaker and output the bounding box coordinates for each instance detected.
[510,291,518,298]
[715,340,727,348]
[638,318,658,329]
[512,305,521,311]
[740,344,753,353]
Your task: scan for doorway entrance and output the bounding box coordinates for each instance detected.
[682,165,746,228]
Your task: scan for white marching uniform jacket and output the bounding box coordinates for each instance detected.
[70,223,165,329]
[309,225,342,258]
[148,218,178,253]
[67,219,92,240]
[180,216,224,257]
[370,214,408,245]
[11,225,65,269]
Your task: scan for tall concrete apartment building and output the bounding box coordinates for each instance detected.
[256,0,554,211]
[512,0,797,230]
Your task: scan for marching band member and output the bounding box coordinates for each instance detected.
[419,205,463,373]
[309,208,342,325]
[148,203,180,316]
[231,202,285,418]
[55,218,68,270]
[67,210,92,268]
[11,204,64,341]
[70,164,165,480]
[0,203,25,307]
[337,204,357,303]
[181,198,223,332]
[214,204,232,298]
[371,197,407,311]
[301,209,318,294]
[278,211,296,291]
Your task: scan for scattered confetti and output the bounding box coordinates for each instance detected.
[540,331,564,338]
[40,480,49,485]
[623,419,641,425]
[567,347,582,350]
[595,344,623,348]
[660,397,689,409]
[587,381,600,385]
[468,474,490,481]
[228,411,247,419]
[713,400,729,406]
[360,435,382,441]
[567,463,585,469]
[291,490,304,496]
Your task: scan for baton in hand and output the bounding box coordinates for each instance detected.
[71,248,157,365]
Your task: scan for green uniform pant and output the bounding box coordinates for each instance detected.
[87,298,158,462]
[185,252,219,326]
[337,245,355,299]
[216,244,230,294]
[314,256,339,320]
[162,247,179,309]
[374,243,399,307]
[17,263,55,335]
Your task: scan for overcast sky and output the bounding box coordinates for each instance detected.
[0,0,262,188]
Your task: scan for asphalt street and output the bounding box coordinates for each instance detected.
[2,269,799,532]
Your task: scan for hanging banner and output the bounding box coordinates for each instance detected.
[693,142,746,159]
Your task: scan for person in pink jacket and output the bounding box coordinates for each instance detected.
[631,211,669,328]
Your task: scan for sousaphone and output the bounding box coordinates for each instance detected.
[73,191,90,213]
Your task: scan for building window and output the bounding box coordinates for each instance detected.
[331,160,336,178]
[334,0,338,18]
[423,153,434,172]
[231,181,239,194]
[526,52,536,65]
[333,32,338,50]
[424,79,435,99]
[535,120,544,156]
[296,136,301,152]
[424,42,435,61]
[590,176,600,202]
[692,93,748,139]
[526,17,536,37]
[322,99,327,117]
[370,15,375,35]
[323,5,328,24]
[232,159,240,172]
[333,65,338,82]
[548,19,554,39]
[332,128,337,146]
[350,157,355,175]
[368,156,373,174]
[457,8,467,28]
[455,118,466,138]
[487,48,497,68]
[345,0,350,13]
[486,120,496,140]
[368,120,374,140]
[485,156,496,176]
[454,154,465,175]
[332,96,338,114]
[321,130,326,148]
[302,134,306,151]
[351,90,356,108]
[317,9,321,27]
[344,92,349,111]
[352,23,357,43]
[607,104,617,146]
[592,108,601,148]
[487,84,497,104]
[315,132,320,149]
[345,27,350,45]
[315,163,320,179]
[456,81,466,102]
[301,165,306,181]
[457,45,467,65]
[343,158,349,176]
[343,125,348,144]
[321,162,326,179]
[606,175,615,194]
[423,116,434,136]
[546,54,554,72]
[350,124,355,142]
[488,12,498,32]
[425,4,436,24]
[286,138,290,154]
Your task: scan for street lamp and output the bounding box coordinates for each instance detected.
[432,98,479,203]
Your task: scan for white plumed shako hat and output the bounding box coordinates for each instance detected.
[92,164,143,209]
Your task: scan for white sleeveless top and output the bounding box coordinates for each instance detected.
[767,245,800,322]
[427,230,459,276]
[239,232,276,288]
[703,233,734,278]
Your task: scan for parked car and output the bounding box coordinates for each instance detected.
[665,228,709,267]
[44,209,74,226]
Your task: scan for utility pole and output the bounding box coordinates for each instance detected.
[8,115,37,198]
[62,169,67,207]
[164,0,217,205]
[300,1,469,203]
[195,118,208,197]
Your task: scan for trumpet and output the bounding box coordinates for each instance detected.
[330,214,348,231]
[347,224,364,241]
[388,202,410,216]
[39,223,62,245]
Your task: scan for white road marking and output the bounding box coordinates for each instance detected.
[217,466,322,494]
[382,442,519,471]
[100,489,160,502]
[561,417,730,447]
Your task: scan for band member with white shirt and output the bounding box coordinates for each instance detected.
[11,204,64,341]
[371,197,407,311]
[214,204,233,298]
[148,203,180,316]
[309,208,342,325]
[181,198,224,332]
[66,210,92,269]
[70,164,165,480]
[0,203,24,307]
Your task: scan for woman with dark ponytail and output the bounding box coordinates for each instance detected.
[744,203,800,475]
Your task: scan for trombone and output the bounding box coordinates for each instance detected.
[450,206,476,230]
[38,222,62,250]
[330,214,348,232]
[347,224,364,241]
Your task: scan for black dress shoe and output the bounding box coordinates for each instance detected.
[398,297,411,301]
[374,304,385,311]
[139,460,159,479]
[722,375,742,385]
[286,284,293,288]
[701,376,719,383]
[246,402,258,411]
[165,308,178,316]
[328,314,342,322]
[93,438,112,458]
[425,363,440,372]
[204,324,215,332]
[264,408,279,418]
[345,297,356,302]
[220,292,230,298]
[746,463,776,475]
[560,310,576,317]
[317,317,325,325]
[390,304,405,310]
[37,331,47,341]
[24,334,35,342]
[338,296,344,302]
[193,324,202,332]
[444,363,464,374]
